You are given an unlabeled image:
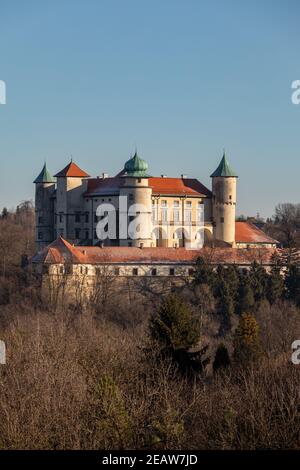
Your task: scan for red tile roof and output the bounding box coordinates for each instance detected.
[31,237,276,266]
[85,176,211,197]
[54,162,90,178]
[149,177,211,197]
[31,237,86,264]
[235,222,278,245]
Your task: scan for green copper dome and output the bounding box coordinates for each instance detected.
[34,163,56,184]
[210,152,237,178]
[124,152,149,177]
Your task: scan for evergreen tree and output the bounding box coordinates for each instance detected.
[1,207,8,219]
[92,375,132,448]
[237,271,255,314]
[193,257,215,288]
[249,261,268,303]
[213,343,231,373]
[225,265,240,300]
[215,265,239,321]
[233,313,262,365]
[149,294,209,375]
[285,263,300,306]
[266,265,284,304]
[216,277,235,325]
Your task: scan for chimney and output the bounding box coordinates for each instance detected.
[181,174,187,179]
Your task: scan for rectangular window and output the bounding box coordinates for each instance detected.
[75,229,80,239]
[188,268,194,276]
[184,209,192,223]
[220,217,224,223]
[152,202,157,222]
[184,201,192,223]
[197,202,203,222]
[38,216,43,224]
[114,267,120,276]
[59,213,63,223]
[85,213,89,223]
[173,201,180,223]
[161,200,167,208]
[75,212,81,223]
[132,268,138,276]
[38,231,43,240]
[85,230,89,240]
[151,268,157,276]
[169,268,175,276]
[65,265,73,275]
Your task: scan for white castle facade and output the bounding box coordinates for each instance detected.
[33,152,276,252]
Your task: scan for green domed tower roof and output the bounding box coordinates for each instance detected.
[210,152,237,178]
[124,151,149,177]
[34,163,56,184]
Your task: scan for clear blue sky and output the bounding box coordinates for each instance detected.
[0,0,299,218]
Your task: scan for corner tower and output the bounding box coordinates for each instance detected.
[54,161,90,241]
[210,152,238,245]
[34,163,56,250]
[120,152,152,247]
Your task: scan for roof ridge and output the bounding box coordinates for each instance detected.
[54,161,90,178]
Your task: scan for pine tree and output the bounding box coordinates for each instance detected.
[249,261,268,303]
[216,277,235,323]
[193,256,215,287]
[92,375,132,448]
[149,294,208,375]
[213,343,231,372]
[233,313,262,365]
[266,265,284,304]
[285,263,300,306]
[1,207,8,219]
[238,271,255,314]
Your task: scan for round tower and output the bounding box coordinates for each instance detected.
[120,152,152,247]
[210,152,238,246]
[34,163,56,250]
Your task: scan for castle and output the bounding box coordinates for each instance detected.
[33,152,277,252]
[31,152,278,292]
